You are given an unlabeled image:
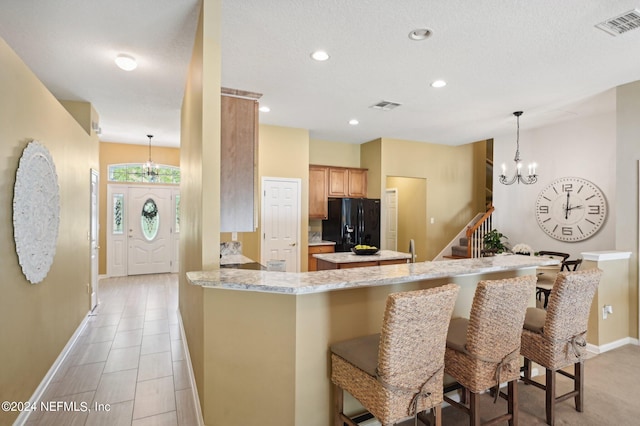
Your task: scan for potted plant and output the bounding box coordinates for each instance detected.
[482,229,509,255]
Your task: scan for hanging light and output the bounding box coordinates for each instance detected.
[144,134,159,177]
[499,111,537,185]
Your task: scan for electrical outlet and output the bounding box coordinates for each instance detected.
[602,304,613,319]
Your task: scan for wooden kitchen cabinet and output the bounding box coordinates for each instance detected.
[220,88,261,232]
[327,167,367,198]
[309,165,368,220]
[308,244,335,271]
[347,168,367,198]
[310,165,367,204]
[309,166,329,219]
[327,168,349,197]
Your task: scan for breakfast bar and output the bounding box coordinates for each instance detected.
[187,255,558,426]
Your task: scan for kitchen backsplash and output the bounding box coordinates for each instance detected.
[309,232,322,243]
[220,241,242,256]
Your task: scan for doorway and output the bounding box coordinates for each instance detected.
[106,184,179,276]
[384,188,398,251]
[385,176,427,262]
[261,177,301,272]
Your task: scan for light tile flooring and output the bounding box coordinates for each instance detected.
[24,273,199,426]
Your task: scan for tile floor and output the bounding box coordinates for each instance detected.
[24,273,200,426]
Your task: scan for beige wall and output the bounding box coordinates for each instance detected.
[179,0,221,420]
[258,124,310,269]
[309,138,360,167]
[584,257,631,346]
[98,142,180,274]
[222,124,310,265]
[369,138,486,260]
[0,38,99,424]
[386,176,428,261]
[360,138,383,198]
[308,138,361,233]
[616,82,640,339]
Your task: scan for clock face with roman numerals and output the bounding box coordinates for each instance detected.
[535,177,607,242]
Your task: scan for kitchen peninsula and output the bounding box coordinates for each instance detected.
[186,255,558,426]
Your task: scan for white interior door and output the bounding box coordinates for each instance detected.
[261,177,301,272]
[127,187,172,275]
[90,169,99,310]
[384,188,398,251]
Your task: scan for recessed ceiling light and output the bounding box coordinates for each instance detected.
[259,106,271,112]
[311,50,330,61]
[431,80,447,88]
[349,119,359,126]
[115,54,137,71]
[408,28,432,41]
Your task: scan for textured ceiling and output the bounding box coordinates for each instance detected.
[1,1,639,147]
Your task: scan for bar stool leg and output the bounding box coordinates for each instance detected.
[508,380,518,426]
[575,361,584,412]
[469,391,480,426]
[546,368,555,425]
[333,382,344,426]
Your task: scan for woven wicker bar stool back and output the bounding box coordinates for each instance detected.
[330,284,459,426]
[521,268,602,425]
[443,275,537,426]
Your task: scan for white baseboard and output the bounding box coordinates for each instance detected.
[13,312,91,426]
[587,337,640,354]
[178,310,205,426]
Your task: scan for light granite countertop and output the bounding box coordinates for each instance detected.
[220,254,255,265]
[313,249,410,263]
[308,240,337,246]
[187,255,559,295]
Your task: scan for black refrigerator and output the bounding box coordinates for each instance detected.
[322,198,381,252]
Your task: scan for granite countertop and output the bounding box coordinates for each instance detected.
[308,240,337,246]
[313,249,410,263]
[187,255,560,295]
[220,254,255,265]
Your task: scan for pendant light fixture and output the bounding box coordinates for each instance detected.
[499,111,537,185]
[144,134,159,177]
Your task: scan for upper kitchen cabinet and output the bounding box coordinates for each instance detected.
[327,167,367,198]
[346,168,367,198]
[309,165,329,219]
[220,88,261,232]
[310,165,368,219]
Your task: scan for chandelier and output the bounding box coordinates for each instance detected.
[144,134,159,177]
[499,111,537,185]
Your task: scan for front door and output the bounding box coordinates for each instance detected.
[261,177,301,272]
[127,187,172,275]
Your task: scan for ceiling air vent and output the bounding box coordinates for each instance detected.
[595,9,640,36]
[370,100,402,111]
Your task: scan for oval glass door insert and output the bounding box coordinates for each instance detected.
[141,198,160,241]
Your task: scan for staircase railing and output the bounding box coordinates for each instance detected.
[465,205,495,258]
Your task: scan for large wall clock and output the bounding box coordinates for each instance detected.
[535,176,607,242]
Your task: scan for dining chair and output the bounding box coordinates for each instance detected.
[521,268,602,425]
[330,284,459,426]
[537,256,583,309]
[443,275,536,426]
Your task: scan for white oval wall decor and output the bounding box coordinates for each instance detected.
[13,140,60,284]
